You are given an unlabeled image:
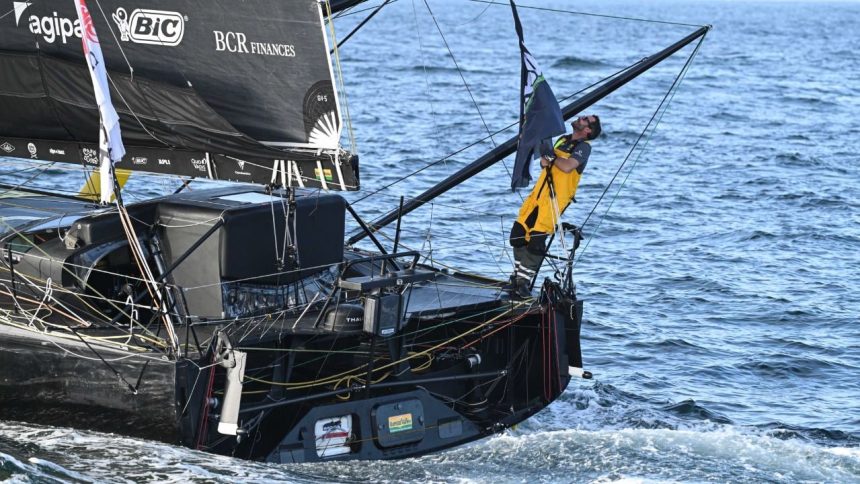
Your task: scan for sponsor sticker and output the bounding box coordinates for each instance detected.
[132,156,148,165]
[233,159,251,176]
[1,142,15,153]
[15,3,82,44]
[49,148,66,156]
[388,413,413,433]
[82,147,98,165]
[213,30,296,57]
[315,167,333,182]
[233,160,251,176]
[113,8,185,47]
[190,158,208,172]
[27,143,37,158]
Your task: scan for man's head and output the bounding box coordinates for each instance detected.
[571,115,601,141]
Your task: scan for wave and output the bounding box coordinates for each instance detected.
[780,94,840,107]
[734,353,855,378]
[661,399,734,425]
[3,385,859,483]
[552,56,607,69]
[0,449,88,484]
[758,422,860,447]
[439,426,860,482]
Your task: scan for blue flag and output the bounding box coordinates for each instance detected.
[510,0,565,190]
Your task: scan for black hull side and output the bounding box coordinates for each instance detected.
[0,324,180,444]
[0,290,584,461]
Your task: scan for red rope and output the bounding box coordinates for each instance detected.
[541,305,549,401]
[195,357,218,450]
[461,311,531,349]
[551,301,563,395]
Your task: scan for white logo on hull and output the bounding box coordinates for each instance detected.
[11,4,184,47]
[190,158,208,173]
[13,2,31,26]
[213,30,296,57]
[17,4,82,44]
[112,8,185,47]
[82,147,98,165]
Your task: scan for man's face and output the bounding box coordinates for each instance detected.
[572,116,595,137]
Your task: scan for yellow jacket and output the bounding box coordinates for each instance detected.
[515,137,590,240]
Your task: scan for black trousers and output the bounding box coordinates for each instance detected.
[509,221,547,281]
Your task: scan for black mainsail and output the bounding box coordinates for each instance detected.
[0,0,357,190]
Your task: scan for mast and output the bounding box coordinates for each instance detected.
[348,25,709,246]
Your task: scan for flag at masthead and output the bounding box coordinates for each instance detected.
[510,0,564,190]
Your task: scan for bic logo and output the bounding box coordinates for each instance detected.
[112,8,185,47]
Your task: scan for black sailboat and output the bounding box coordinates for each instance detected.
[0,0,707,462]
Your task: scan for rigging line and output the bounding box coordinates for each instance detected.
[179,260,342,290]
[356,191,505,218]
[574,33,707,268]
[91,0,187,148]
[324,1,358,154]
[467,0,706,29]
[579,34,706,231]
[269,196,282,268]
[111,176,180,354]
[0,275,149,351]
[422,0,498,150]
[331,0,393,52]
[0,166,48,177]
[333,0,401,18]
[0,269,165,347]
[243,304,527,389]
[351,63,634,205]
[0,162,60,198]
[412,0,444,165]
[80,162,99,200]
[368,226,514,281]
[0,220,146,329]
[92,0,133,77]
[476,217,509,277]
[0,5,18,22]
[454,0,493,26]
[418,201,435,266]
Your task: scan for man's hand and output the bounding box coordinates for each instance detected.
[552,155,580,173]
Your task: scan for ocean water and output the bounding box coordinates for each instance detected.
[1,0,859,482]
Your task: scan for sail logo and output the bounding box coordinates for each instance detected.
[27,143,37,158]
[234,159,251,176]
[0,142,14,154]
[82,147,98,165]
[12,2,30,26]
[190,158,208,173]
[112,8,185,47]
[13,3,82,44]
[213,30,296,57]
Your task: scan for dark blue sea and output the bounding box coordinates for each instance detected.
[2,0,859,481]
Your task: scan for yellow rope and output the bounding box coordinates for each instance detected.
[241,300,528,390]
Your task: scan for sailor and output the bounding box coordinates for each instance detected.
[508,114,601,298]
